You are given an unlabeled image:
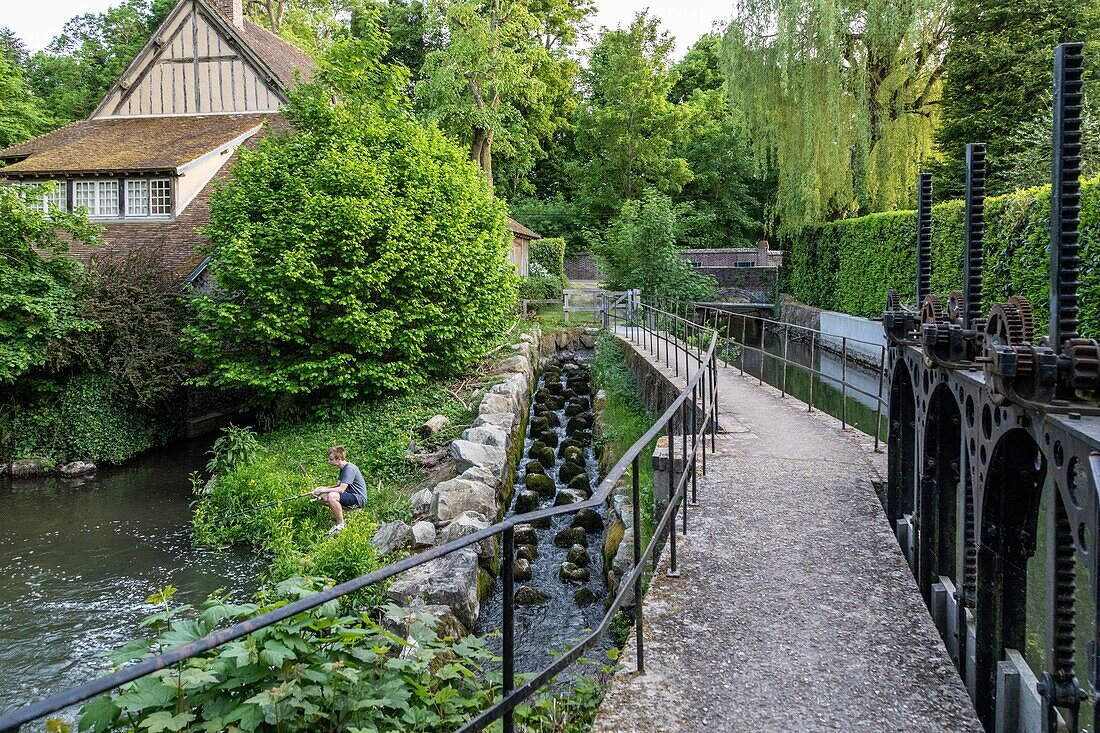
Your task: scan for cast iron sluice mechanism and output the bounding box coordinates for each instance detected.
[884,42,1100,733]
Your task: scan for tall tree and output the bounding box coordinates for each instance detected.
[668,32,723,103]
[25,0,173,124]
[373,0,444,74]
[416,0,580,191]
[571,12,691,220]
[724,0,948,232]
[0,53,50,148]
[934,0,1100,197]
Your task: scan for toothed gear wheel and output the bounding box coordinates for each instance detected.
[886,289,901,311]
[1068,338,1100,393]
[921,295,951,344]
[948,291,965,325]
[1011,295,1035,343]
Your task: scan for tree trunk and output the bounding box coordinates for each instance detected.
[471,128,495,190]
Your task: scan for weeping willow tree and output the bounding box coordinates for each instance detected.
[723,0,948,232]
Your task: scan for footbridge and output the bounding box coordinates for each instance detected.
[0,42,1095,733]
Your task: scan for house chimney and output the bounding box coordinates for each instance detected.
[756,239,770,267]
[213,0,244,29]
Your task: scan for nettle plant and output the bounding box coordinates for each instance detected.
[73,578,609,733]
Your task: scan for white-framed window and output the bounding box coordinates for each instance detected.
[74,180,119,218]
[21,181,67,214]
[126,180,149,216]
[123,178,172,217]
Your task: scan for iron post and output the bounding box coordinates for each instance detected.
[1049,42,1085,346]
[964,143,987,329]
[916,172,933,306]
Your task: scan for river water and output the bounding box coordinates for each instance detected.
[0,439,257,718]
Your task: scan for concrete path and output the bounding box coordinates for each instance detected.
[592,335,982,732]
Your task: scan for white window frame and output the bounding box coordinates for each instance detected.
[74,180,119,218]
[122,177,173,218]
[20,181,66,214]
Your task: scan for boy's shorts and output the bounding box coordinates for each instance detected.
[338,492,366,508]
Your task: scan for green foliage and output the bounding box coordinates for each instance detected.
[596,191,716,301]
[192,382,478,585]
[934,0,1100,198]
[572,12,692,219]
[668,33,723,104]
[206,425,262,476]
[508,196,599,255]
[530,236,566,281]
[784,177,1100,339]
[0,185,100,385]
[58,373,158,462]
[0,52,50,147]
[24,0,174,125]
[519,275,565,300]
[591,332,655,548]
[723,0,946,231]
[81,577,609,733]
[671,88,766,248]
[188,28,517,403]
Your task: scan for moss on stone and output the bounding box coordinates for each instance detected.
[603,519,625,575]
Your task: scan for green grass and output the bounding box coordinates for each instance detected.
[191,322,539,594]
[523,302,602,329]
[591,332,657,552]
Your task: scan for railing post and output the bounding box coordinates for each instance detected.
[841,336,848,431]
[758,316,765,386]
[502,525,515,733]
[692,382,699,504]
[632,456,644,673]
[711,352,718,451]
[740,316,746,374]
[701,365,708,476]
[875,344,886,452]
[781,327,789,397]
[808,331,815,412]
[682,399,689,534]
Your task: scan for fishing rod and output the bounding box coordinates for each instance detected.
[215,458,323,521]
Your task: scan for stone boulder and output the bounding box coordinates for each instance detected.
[514,523,539,546]
[474,412,516,435]
[554,489,586,507]
[514,558,533,582]
[410,488,434,517]
[461,425,510,449]
[497,355,532,379]
[525,473,556,498]
[516,544,538,562]
[431,478,497,522]
[566,544,590,566]
[559,562,590,583]
[580,332,596,349]
[388,548,481,631]
[554,526,587,548]
[530,445,555,469]
[594,390,607,411]
[514,490,541,514]
[575,588,598,606]
[558,462,586,484]
[524,460,546,476]
[515,586,550,606]
[492,373,529,409]
[460,465,502,491]
[450,440,508,482]
[384,604,464,641]
[58,461,96,478]
[479,393,516,416]
[567,474,592,495]
[439,511,496,563]
[411,521,437,548]
[371,520,412,556]
[10,459,46,478]
[571,508,604,533]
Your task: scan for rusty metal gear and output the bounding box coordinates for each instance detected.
[1067,338,1100,393]
[948,291,966,325]
[986,300,1027,347]
[921,294,950,345]
[1011,295,1036,343]
[886,289,901,312]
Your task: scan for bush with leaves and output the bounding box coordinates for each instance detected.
[596,190,716,301]
[188,23,517,404]
[0,184,99,385]
[530,236,567,282]
[76,578,610,733]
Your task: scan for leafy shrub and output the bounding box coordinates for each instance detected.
[188,33,517,403]
[58,373,156,462]
[519,274,565,300]
[79,578,611,733]
[596,191,716,302]
[783,177,1100,338]
[206,424,262,475]
[531,236,567,282]
[0,184,99,384]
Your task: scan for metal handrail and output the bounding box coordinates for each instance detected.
[0,296,720,733]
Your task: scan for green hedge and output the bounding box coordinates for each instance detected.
[531,236,567,282]
[784,178,1100,338]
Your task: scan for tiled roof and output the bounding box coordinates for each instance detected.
[0,114,271,176]
[507,217,541,239]
[239,19,315,90]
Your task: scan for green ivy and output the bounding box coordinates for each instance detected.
[783,178,1100,338]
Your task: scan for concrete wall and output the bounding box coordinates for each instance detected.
[565,247,785,282]
[818,311,886,362]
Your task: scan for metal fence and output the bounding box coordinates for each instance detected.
[0,298,719,733]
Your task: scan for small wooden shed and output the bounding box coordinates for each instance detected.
[506,217,541,277]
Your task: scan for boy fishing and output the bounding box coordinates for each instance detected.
[312,446,367,537]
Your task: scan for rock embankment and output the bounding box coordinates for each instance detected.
[385,328,542,634]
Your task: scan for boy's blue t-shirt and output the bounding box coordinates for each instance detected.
[338,462,368,500]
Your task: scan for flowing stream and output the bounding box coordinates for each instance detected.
[0,439,257,718]
[478,353,612,673]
